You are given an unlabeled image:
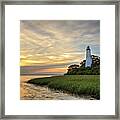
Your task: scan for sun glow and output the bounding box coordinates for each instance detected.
[20,20,100,74]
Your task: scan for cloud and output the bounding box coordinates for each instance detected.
[20,20,100,73]
[20,62,78,75]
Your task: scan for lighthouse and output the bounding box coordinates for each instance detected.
[85,46,92,67]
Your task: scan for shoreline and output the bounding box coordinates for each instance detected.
[20,74,63,76]
[29,82,96,100]
[27,75,100,100]
[21,81,91,100]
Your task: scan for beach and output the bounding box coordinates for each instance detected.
[20,75,94,100]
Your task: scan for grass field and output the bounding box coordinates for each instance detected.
[27,75,100,99]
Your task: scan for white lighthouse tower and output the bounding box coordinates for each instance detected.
[85,46,92,67]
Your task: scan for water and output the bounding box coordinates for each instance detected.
[21,75,52,82]
[20,75,94,100]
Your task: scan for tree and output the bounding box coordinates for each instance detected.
[65,55,100,75]
[66,64,79,75]
[68,64,79,69]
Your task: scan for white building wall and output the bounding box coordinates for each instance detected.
[85,46,92,67]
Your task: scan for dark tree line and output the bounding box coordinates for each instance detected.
[65,55,100,75]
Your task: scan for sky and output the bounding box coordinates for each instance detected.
[20,20,100,75]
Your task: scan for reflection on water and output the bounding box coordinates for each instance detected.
[21,75,51,82]
[20,75,93,100]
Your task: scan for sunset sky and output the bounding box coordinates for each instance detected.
[20,20,100,75]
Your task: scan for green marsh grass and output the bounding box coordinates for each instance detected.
[27,75,100,99]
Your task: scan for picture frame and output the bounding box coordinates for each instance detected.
[0,0,119,119]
